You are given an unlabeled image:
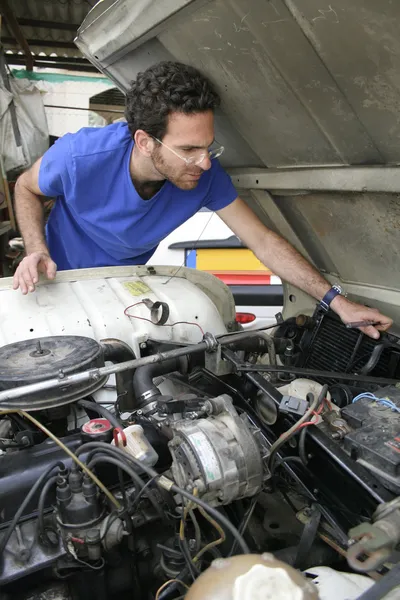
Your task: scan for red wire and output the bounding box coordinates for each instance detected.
[295,398,330,433]
[124,302,205,336]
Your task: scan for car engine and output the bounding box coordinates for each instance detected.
[0,272,399,600]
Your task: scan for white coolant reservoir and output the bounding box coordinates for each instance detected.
[278,379,332,403]
[112,424,158,467]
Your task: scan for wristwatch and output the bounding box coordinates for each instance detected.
[320,284,344,312]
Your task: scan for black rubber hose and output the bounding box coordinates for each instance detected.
[100,339,136,412]
[77,399,122,430]
[37,475,58,547]
[132,358,184,406]
[0,461,65,556]
[76,442,249,554]
[299,427,309,466]
[359,343,385,376]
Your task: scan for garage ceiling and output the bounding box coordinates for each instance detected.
[0,0,98,72]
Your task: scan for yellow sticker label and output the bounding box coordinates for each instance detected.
[123,281,151,296]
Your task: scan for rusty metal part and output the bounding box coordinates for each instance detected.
[348,498,400,572]
[321,409,351,440]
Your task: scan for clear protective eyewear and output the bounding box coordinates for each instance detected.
[152,136,224,166]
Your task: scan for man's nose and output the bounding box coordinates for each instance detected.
[197,154,212,170]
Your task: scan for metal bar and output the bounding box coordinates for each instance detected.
[228,166,400,194]
[45,105,124,114]
[222,347,282,407]
[0,342,209,405]
[236,364,399,386]
[0,1,34,71]
[2,37,77,49]
[16,18,80,31]
[0,327,281,405]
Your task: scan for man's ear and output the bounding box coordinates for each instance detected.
[134,129,154,157]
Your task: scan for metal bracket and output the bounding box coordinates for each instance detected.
[142,298,170,326]
[205,343,233,376]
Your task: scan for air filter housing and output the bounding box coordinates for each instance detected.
[0,336,106,410]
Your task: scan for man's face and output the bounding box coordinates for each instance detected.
[151,111,215,190]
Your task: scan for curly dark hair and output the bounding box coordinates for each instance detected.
[125,61,220,140]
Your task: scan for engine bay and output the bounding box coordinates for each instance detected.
[0,288,400,599]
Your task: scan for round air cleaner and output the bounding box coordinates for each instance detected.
[81,418,113,443]
[0,336,107,410]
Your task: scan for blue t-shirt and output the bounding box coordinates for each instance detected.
[38,122,238,271]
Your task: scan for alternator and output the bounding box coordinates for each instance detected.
[168,394,264,506]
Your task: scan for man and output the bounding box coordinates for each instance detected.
[13,61,392,339]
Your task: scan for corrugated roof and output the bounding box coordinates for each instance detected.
[1,0,98,70]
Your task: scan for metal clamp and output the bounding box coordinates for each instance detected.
[142,298,170,326]
[203,332,218,352]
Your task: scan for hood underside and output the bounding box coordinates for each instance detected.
[75,0,400,324]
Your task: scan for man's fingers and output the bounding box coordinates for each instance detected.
[376,319,393,332]
[45,259,57,280]
[359,325,380,340]
[21,266,35,293]
[28,264,40,290]
[12,272,19,290]
[17,273,28,296]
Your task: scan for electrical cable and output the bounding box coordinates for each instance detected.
[228,496,257,557]
[179,536,199,580]
[179,491,200,579]
[76,441,250,554]
[130,475,158,511]
[193,505,226,562]
[155,579,190,600]
[171,485,249,555]
[124,301,205,336]
[83,445,164,520]
[352,392,400,413]
[267,389,322,470]
[17,410,121,510]
[188,509,201,553]
[37,475,58,547]
[0,461,64,556]
[88,455,166,523]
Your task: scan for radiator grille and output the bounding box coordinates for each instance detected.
[304,316,400,381]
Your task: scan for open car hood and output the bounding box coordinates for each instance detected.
[76,0,400,326]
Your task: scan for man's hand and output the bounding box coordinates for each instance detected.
[13,252,57,295]
[331,296,393,339]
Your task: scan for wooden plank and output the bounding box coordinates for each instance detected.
[0,156,15,231]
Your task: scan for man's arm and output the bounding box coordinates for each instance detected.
[13,158,57,294]
[217,197,393,339]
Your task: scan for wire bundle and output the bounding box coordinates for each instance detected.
[352,392,400,413]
